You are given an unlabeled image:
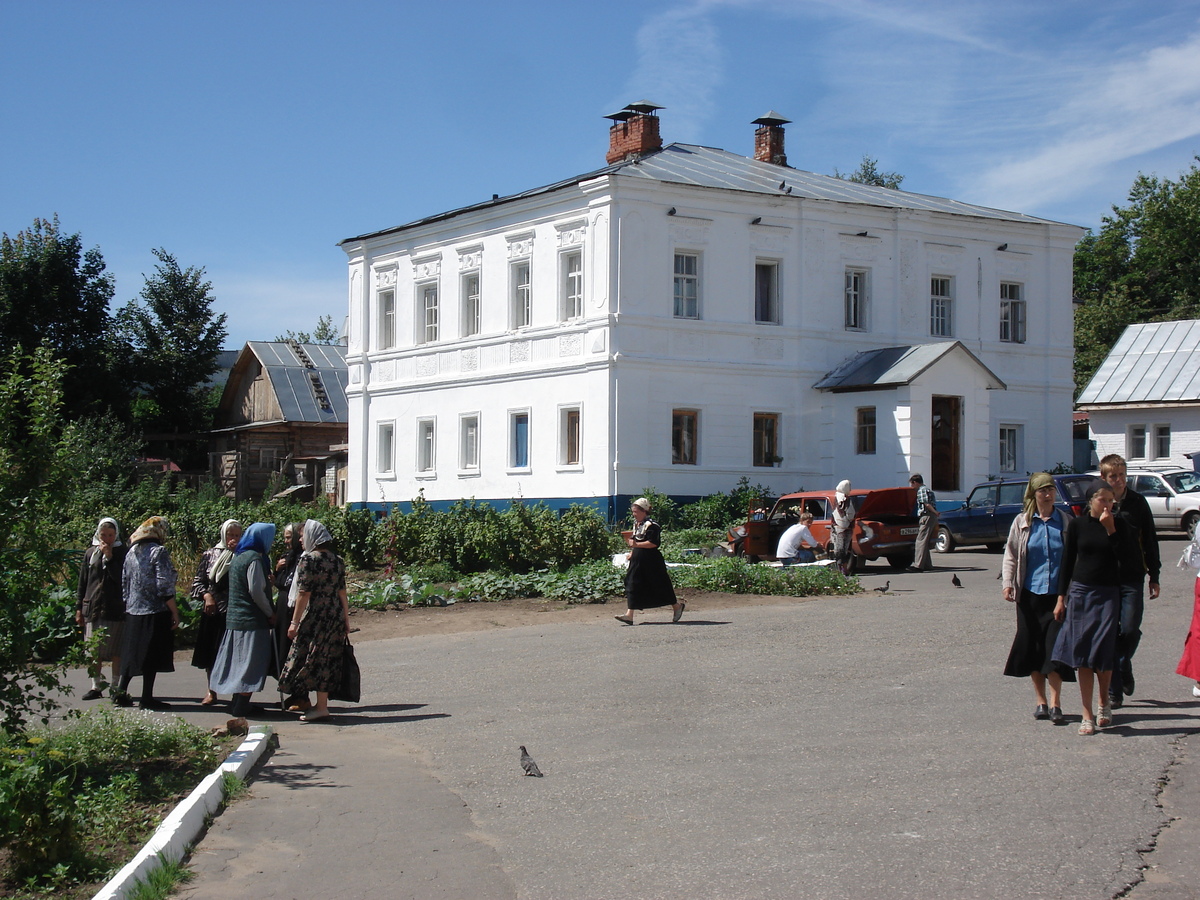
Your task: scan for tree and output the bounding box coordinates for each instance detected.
[0,217,124,419]
[276,314,340,344]
[1072,156,1200,395]
[832,155,905,190]
[115,249,228,444]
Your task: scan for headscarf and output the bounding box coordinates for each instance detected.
[302,518,334,551]
[129,516,169,545]
[835,479,852,506]
[208,519,242,585]
[1023,472,1055,520]
[1084,478,1113,515]
[632,497,651,512]
[91,517,123,547]
[235,522,277,576]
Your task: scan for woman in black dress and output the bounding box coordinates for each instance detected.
[614,497,684,625]
[190,519,242,706]
[1052,479,1131,735]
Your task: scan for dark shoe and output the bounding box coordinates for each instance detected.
[229,695,251,717]
[1124,670,1135,696]
[1049,706,1065,724]
[111,691,133,707]
[614,615,634,625]
[673,601,686,623]
[82,688,105,701]
[1109,693,1123,709]
[1034,704,1049,720]
[139,699,172,711]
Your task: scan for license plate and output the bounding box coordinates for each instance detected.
[900,527,918,535]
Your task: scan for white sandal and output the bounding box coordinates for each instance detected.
[1097,706,1112,728]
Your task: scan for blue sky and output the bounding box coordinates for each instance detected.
[3,0,1200,348]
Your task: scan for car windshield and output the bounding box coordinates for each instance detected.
[1164,471,1200,493]
[1057,477,1090,503]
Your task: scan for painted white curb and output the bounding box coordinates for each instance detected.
[91,725,274,900]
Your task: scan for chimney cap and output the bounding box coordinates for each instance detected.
[625,99,664,114]
[604,108,637,122]
[752,110,792,127]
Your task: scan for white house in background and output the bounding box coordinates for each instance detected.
[1077,319,1200,469]
[339,104,1084,515]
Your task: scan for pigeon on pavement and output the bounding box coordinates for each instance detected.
[519,745,543,777]
[873,581,890,593]
[951,574,963,588]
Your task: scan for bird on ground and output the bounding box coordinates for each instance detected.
[519,745,543,777]
[951,574,963,588]
[873,581,890,593]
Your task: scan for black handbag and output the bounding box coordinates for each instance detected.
[330,639,360,703]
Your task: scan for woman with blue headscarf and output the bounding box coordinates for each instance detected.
[210,523,277,718]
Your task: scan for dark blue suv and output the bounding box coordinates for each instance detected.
[935,474,1092,552]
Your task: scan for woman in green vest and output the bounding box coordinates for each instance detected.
[210,523,277,717]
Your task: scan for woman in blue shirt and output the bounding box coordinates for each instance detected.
[1001,473,1074,724]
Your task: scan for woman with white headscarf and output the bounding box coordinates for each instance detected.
[831,480,855,576]
[210,523,277,718]
[278,519,350,722]
[75,517,127,700]
[190,519,243,706]
[614,497,683,626]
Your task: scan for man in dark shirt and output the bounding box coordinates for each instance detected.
[1100,454,1161,708]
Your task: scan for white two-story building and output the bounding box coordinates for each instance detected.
[340,104,1083,516]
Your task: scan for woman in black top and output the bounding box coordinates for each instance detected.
[1052,479,1131,734]
[614,497,684,625]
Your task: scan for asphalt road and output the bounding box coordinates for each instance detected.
[130,541,1200,899]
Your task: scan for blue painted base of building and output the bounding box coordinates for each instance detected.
[349,495,711,524]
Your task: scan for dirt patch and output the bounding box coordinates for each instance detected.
[345,588,827,642]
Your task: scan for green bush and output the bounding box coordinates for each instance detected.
[539,560,625,603]
[670,557,857,597]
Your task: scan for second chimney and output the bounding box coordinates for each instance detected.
[605,100,664,164]
[752,111,791,166]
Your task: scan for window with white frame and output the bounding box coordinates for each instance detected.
[560,406,581,466]
[511,261,531,328]
[845,268,868,330]
[755,261,779,324]
[856,407,876,455]
[462,272,480,337]
[561,250,583,320]
[672,409,698,465]
[378,289,396,350]
[1128,425,1146,460]
[377,422,395,475]
[459,414,479,471]
[510,410,530,469]
[999,425,1022,473]
[753,412,779,466]
[1000,282,1026,343]
[418,282,438,343]
[673,252,699,319]
[930,276,953,337]
[1155,424,1171,459]
[416,418,436,473]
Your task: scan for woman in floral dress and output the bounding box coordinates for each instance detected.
[278,519,349,723]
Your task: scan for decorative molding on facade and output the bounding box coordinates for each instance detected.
[412,253,442,280]
[348,364,362,385]
[555,219,588,247]
[509,341,531,363]
[415,355,438,377]
[559,333,583,356]
[374,359,396,384]
[461,348,479,372]
[669,219,711,245]
[590,330,606,354]
[374,265,398,288]
[506,232,534,258]
[457,245,483,270]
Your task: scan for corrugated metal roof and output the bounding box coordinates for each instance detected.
[814,341,1006,391]
[1077,319,1200,405]
[245,341,349,424]
[341,143,1071,244]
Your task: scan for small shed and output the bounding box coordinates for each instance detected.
[209,341,349,501]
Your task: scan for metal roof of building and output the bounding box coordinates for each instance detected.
[245,341,349,424]
[814,341,1006,392]
[342,143,1071,244]
[1077,319,1200,406]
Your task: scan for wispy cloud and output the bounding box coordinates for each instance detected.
[622,4,725,142]
[968,27,1200,213]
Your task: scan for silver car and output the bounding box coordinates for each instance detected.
[1121,467,1200,533]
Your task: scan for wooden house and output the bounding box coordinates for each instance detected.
[209,341,349,501]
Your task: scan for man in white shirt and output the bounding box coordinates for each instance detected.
[777,512,819,565]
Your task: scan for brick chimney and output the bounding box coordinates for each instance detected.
[605,100,664,164]
[752,111,791,166]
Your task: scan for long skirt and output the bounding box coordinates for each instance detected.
[190,610,226,671]
[1051,581,1119,671]
[625,548,676,610]
[119,610,175,678]
[1003,589,1076,682]
[279,596,346,695]
[210,628,273,694]
[1175,578,1200,681]
[85,619,125,663]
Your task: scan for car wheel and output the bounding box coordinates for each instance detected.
[887,551,915,571]
[935,526,955,553]
[1184,511,1200,539]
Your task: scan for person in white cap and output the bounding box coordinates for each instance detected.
[614,497,686,625]
[831,480,854,575]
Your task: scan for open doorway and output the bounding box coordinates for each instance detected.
[931,396,961,493]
